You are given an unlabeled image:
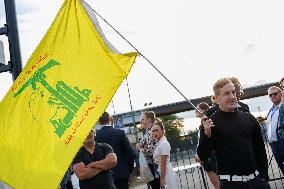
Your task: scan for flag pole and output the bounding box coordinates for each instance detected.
[91,8,201,113]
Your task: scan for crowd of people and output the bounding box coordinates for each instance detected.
[59,110,179,189]
[136,112,180,189]
[58,76,284,189]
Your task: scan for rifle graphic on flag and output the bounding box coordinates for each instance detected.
[0,0,137,188]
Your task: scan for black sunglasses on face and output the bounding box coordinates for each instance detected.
[269,92,279,97]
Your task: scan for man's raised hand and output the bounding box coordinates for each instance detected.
[201,117,215,138]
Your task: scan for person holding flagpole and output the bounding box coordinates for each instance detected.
[198,78,270,189]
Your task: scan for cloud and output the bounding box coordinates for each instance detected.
[0,0,40,24]
[15,0,40,16]
[0,1,4,20]
[242,43,261,56]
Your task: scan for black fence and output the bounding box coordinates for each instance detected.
[168,133,284,189]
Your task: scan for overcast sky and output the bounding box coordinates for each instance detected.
[0,0,283,114]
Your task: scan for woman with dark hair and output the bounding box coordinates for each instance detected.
[152,118,180,189]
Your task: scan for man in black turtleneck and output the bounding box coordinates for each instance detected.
[197,78,270,189]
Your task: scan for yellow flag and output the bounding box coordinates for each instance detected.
[0,0,137,188]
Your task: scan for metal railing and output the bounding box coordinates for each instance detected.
[168,132,284,189]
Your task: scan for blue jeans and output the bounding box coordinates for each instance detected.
[270,140,284,174]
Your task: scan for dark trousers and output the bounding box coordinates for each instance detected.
[114,179,129,189]
[148,163,160,189]
[270,140,284,174]
[220,180,271,189]
[66,181,73,189]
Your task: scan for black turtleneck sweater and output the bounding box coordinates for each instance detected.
[197,109,269,180]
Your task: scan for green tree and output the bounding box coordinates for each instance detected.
[160,115,183,143]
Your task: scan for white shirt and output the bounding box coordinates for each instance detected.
[153,136,181,189]
[153,136,171,166]
[267,101,283,142]
[101,124,111,128]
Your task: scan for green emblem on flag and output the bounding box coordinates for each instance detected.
[14,59,91,137]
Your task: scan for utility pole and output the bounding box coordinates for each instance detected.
[0,2,22,188]
[0,0,22,81]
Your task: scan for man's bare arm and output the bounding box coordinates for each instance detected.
[87,153,117,170]
[160,155,168,188]
[73,162,103,180]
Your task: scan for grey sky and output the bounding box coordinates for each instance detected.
[0,0,283,113]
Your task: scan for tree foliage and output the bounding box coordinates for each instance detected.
[160,114,183,142]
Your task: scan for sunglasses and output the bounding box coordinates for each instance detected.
[269,92,279,97]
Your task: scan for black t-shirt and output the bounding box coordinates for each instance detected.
[197,110,268,180]
[73,143,114,189]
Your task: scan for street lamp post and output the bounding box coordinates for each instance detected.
[143,102,152,110]
[1,0,22,80]
[125,78,138,142]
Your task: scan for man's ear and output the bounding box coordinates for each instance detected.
[213,95,219,103]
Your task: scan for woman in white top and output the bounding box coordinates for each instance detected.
[152,118,180,189]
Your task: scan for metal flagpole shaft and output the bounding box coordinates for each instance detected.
[91,8,201,113]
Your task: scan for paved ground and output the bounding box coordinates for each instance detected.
[130,175,284,189]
